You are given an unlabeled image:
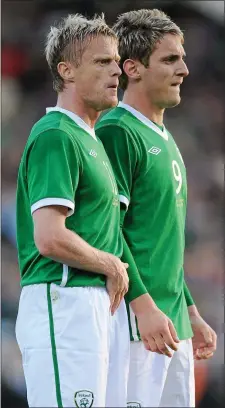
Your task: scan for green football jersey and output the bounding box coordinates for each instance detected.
[16,107,122,288]
[96,102,193,340]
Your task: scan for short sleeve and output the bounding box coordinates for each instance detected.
[27,129,80,216]
[96,124,137,210]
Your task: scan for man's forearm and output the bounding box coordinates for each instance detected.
[122,237,160,314]
[122,234,148,302]
[120,205,148,302]
[183,280,200,319]
[36,226,113,277]
[120,205,161,311]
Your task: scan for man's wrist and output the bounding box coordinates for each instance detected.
[188,304,200,317]
[130,293,157,316]
[93,249,113,277]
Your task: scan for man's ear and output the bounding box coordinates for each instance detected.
[123,59,142,81]
[57,61,76,83]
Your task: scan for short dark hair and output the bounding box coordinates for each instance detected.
[113,9,183,90]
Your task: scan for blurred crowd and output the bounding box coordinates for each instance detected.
[1,1,224,407]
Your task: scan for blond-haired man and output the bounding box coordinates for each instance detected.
[15,13,143,407]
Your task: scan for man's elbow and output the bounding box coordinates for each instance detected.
[34,232,59,258]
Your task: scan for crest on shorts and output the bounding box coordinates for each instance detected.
[127,402,141,408]
[74,390,94,408]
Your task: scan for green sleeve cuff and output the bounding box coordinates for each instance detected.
[184,280,195,306]
[121,234,148,303]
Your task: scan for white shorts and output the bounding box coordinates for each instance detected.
[127,338,195,407]
[15,284,130,407]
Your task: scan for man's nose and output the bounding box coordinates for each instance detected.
[112,61,122,76]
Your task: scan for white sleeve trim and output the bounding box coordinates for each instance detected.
[31,198,75,217]
[119,194,130,209]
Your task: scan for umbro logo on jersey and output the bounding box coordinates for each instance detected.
[89,149,97,158]
[148,146,161,155]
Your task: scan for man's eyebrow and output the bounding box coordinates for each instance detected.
[93,54,121,61]
[161,51,186,59]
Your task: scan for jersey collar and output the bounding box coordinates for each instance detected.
[46,107,97,141]
[118,102,169,141]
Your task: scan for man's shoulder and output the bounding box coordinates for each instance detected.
[30,111,70,138]
[96,106,132,130]
[96,107,145,157]
[27,112,82,150]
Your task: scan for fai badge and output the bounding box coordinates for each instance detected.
[74,390,94,408]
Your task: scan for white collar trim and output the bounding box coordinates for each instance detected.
[118,102,168,141]
[46,106,97,141]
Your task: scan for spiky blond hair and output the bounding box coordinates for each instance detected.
[45,13,117,92]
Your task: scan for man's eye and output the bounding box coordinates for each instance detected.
[167,57,177,62]
[100,59,110,65]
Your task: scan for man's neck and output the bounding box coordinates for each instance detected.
[57,90,100,129]
[122,88,164,126]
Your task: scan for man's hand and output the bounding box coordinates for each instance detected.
[130,294,180,357]
[103,253,129,315]
[189,306,217,360]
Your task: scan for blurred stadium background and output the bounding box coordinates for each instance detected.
[1,0,224,407]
